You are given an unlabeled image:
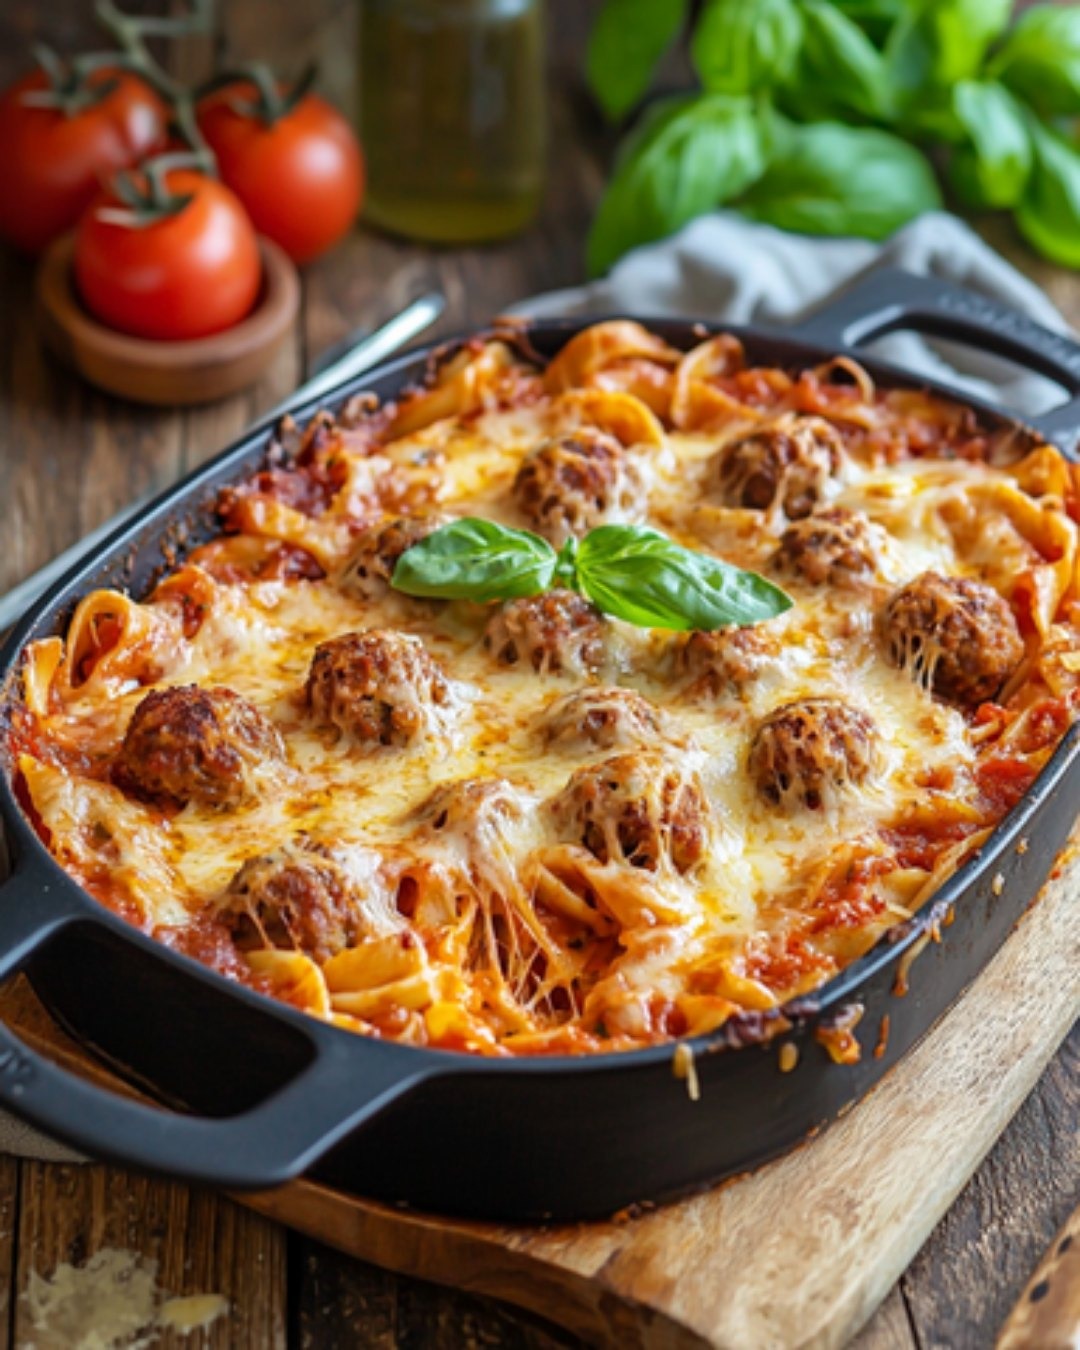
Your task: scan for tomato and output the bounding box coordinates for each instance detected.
[198,84,363,264]
[0,68,167,255]
[74,171,262,341]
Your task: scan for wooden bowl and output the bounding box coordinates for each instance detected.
[35,233,300,406]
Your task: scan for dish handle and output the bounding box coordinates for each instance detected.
[790,266,1080,452]
[0,861,445,1189]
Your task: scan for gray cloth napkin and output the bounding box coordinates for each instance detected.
[3,209,1069,1167]
[513,210,1072,416]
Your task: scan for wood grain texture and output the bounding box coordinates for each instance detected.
[997,1197,1080,1350]
[0,1157,18,1350]
[849,1288,918,1350]
[293,1237,581,1350]
[13,1162,286,1349]
[901,1025,1080,1349]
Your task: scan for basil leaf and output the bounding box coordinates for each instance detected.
[782,0,895,122]
[895,93,964,145]
[1015,118,1080,270]
[886,0,1011,98]
[587,93,770,277]
[690,0,803,96]
[391,518,556,601]
[740,121,941,240]
[586,0,689,123]
[990,4,1080,118]
[947,82,1032,210]
[575,525,792,631]
[830,0,912,47]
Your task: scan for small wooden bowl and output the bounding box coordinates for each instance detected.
[35,233,300,406]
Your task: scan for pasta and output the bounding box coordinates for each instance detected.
[9,321,1079,1057]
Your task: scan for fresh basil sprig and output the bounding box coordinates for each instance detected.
[989,6,1080,119]
[1016,117,1080,271]
[885,0,1011,97]
[740,120,942,240]
[586,0,689,123]
[780,0,893,123]
[691,0,803,97]
[947,82,1032,210]
[586,93,770,278]
[391,518,792,632]
[584,0,1080,275]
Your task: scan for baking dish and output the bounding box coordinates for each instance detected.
[0,266,1078,1221]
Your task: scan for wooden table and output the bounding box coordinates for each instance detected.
[0,2,1076,1345]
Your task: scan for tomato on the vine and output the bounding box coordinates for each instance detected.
[74,170,262,341]
[198,81,363,264]
[0,67,167,255]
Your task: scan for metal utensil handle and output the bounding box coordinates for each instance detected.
[0,864,438,1188]
[0,292,445,634]
[259,291,444,425]
[791,267,1080,451]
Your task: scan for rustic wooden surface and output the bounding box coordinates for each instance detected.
[0,1,1076,1346]
[996,1195,1080,1350]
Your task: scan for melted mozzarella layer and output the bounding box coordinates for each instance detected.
[30,408,987,938]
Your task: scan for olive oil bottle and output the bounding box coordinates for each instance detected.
[358,0,546,244]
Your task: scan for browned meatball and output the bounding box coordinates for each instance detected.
[306,629,454,746]
[484,589,607,676]
[713,414,844,518]
[118,685,285,810]
[221,840,373,962]
[748,698,879,812]
[772,508,882,590]
[513,429,646,544]
[679,625,780,693]
[540,686,669,752]
[339,513,448,600]
[883,572,1024,707]
[553,751,711,873]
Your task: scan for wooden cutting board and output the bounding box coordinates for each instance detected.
[2,840,1077,1350]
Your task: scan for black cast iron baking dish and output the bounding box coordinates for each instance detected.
[0,267,1078,1222]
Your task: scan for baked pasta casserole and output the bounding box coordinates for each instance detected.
[8,321,1080,1056]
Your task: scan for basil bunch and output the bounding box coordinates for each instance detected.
[391,519,792,632]
[586,0,1080,274]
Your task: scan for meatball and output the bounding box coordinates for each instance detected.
[883,572,1024,707]
[713,414,844,518]
[484,589,607,676]
[553,751,711,873]
[772,508,882,590]
[306,629,454,747]
[513,429,646,545]
[540,686,669,752]
[221,841,372,963]
[339,513,448,600]
[118,685,285,810]
[748,698,879,812]
[415,777,524,836]
[679,625,780,693]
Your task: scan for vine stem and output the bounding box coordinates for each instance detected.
[92,0,217,169]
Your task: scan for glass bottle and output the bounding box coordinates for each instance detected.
[357,0,546,244]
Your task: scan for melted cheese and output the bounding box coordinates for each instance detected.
[16,335,1080,1056]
